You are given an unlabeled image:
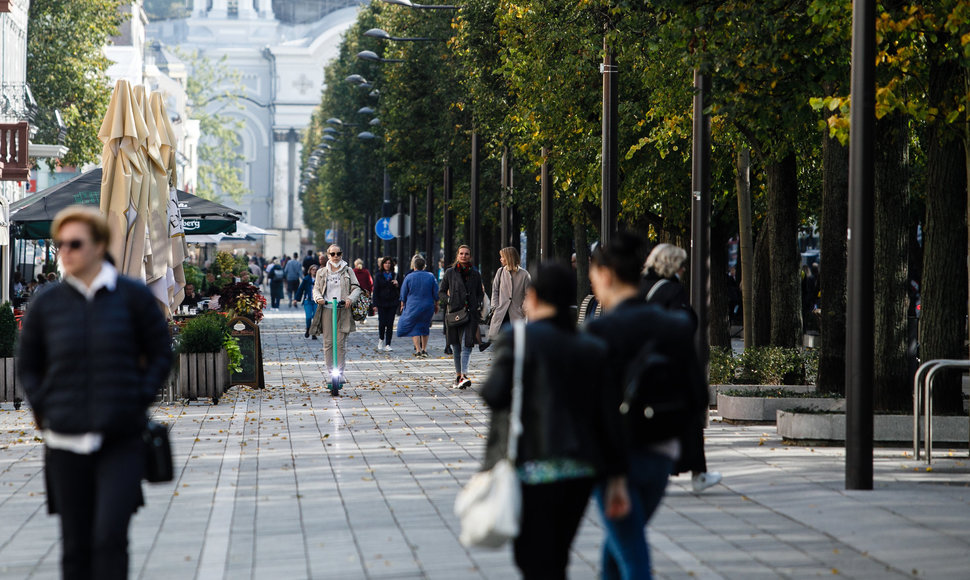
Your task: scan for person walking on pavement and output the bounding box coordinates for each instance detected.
[248,257,263,291]
[293,264,319,339]
[439,245,485,389]
[640,243,722,494]
[398,255,439,357]
[480,262,629,580]
[310,245,361,383]
[284,252,303,305]
[302,249,316,275]
[372,257,400,351]
[487,246,531,342]
[266,257,284,309]
[586,232,708,580]
[353,258,374,324]
[18,207,173,580]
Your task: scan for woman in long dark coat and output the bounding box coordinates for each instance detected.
[19,207,173,580]
[438,245,484,389]
[640,243,722,494]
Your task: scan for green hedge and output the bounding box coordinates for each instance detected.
[176,311,228,354]
[710,346,816,386]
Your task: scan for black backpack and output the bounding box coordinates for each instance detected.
[619,332,707,444]
[271,265,284,281]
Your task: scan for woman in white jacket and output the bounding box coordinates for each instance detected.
[310,244,361,384]
[487,247,531,342]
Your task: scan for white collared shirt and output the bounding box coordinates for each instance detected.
[44,260,119,454]
[63,261,118,302]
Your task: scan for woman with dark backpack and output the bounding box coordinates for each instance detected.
[640,243,721,494]
[586,233,708,580]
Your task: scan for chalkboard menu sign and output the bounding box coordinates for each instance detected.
[228,316,264,388]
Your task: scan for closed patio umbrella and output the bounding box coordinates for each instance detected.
[99,80,150,278]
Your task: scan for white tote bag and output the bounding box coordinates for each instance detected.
[455,320,525,548]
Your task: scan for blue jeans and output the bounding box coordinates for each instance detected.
[594,450,673,580]
[303,301,317,330]
[451,344,473,374]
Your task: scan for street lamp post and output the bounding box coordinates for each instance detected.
[540,147,553,263]
[601,37,619,247]
[470,131,480,259]
[425,184,434,262]
[846,0,875,491]
[443,165,453,263]
[690,68,711,374]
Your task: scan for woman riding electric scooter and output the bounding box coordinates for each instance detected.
[310,244,361,395]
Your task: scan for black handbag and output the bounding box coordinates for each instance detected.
[448,306,469,326]
[143,420,174,483]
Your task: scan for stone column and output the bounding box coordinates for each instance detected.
[238,0,257,19]
[191,0,205,17]
[209,0,228,18]
[257,0,274,18]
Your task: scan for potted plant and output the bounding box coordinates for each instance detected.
[0,302,21,409]
[174,311,242,403]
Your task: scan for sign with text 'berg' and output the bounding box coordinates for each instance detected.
[375,217,394,241]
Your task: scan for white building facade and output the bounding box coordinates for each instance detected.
[148,0,360,259]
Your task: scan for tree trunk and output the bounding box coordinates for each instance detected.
[574,218,591,307]
[921,77,968,413]
[766,152,802,347]
[817,113,849,395]
[752,226,772,346]
[736,148,755,348]
[873,110,911,411]
[709,214,732,347]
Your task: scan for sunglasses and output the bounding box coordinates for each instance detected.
[53,239,85,251]
[329,252,342,257]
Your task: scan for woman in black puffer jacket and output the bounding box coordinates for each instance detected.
[19,207,172,580]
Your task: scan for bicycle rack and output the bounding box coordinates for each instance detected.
[912,359,970,464]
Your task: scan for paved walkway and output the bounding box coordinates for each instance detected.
[0,310,969,579]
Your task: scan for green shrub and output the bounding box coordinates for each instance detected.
[0,302,16,358]
[736,347,806,385]
[708,346,734,385]
[183,262,204,289]
[176,311,228,353]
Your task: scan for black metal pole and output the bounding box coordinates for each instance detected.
[470,132,480,256]
[382,168,391,257]
[846,0,875,491]
[425,183,434,261]
[396,201,405,281]
[409,193,417,260]
[540,147,553,262]
[601,37,619,247]
[443,165,453,264]
[366,213,374,272]
[500,147,509,247]
[690,68,711,371]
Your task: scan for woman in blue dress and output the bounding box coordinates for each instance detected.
[293,263,318,339]
[397,255,439,357]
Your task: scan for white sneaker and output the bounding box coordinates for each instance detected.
[384,344,393,352]
[691,471,722,493]
[376,340,384,352]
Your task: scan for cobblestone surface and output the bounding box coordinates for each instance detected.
[0,309,968,579]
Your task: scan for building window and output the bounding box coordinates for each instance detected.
[228,0,238,17]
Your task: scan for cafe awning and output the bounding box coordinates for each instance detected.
[10,168,242,239]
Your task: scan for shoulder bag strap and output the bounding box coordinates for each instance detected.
[646,278,670,302]
[507,320,526,461]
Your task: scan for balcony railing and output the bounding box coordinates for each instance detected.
[0,122,29,181]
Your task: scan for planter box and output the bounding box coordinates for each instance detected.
[777,410,969,444]
[717,392,844,422]
[709,384,815,407]
[176,351,229,404]
[0,357,22,409]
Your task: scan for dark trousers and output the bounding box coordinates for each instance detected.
[286,279,300,303]
[513,477,594,580]
[270,282,283,308]
[47,436,144,580]
[377,306,396,344]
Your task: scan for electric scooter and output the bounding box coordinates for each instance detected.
[329,298,346,396]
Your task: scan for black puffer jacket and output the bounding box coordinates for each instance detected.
[18,275,173,436]
[372,271,400,309]
[480,320,624,477]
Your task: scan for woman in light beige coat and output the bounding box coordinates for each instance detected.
[309,244,361,381]
[487,247,531,341]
